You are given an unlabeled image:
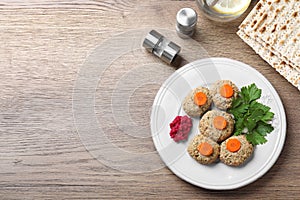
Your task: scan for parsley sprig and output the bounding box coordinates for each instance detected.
[228,83,275,145]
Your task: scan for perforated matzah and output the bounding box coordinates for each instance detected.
[238,0,300,90]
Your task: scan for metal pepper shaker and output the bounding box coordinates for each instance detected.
[143,30,181,64]
[176,8,198,38]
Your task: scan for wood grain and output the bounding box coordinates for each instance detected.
[0,0,299,199]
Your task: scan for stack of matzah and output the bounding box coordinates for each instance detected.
[237,0,300,90]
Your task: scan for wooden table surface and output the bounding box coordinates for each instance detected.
[1,0,299,199]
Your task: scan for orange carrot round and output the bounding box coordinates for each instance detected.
[226,138,241,152]
[220,84,234,98]
[197,142,213,156]
[194,92,207,106]
[213,116,227,130]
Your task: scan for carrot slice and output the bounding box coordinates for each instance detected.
[226,138,241,152]
[194,92,207,106]
[197,142,213,156]
[220,84,234,98]
[213,116,227,130]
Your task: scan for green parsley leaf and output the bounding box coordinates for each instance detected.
[246,131,268,145]
[231,97,243,109]
[234,117,245,136]
[249,101,270,114]
[240,83,261,104]
[261,111,275,123]
[256,121,274,136]
[229,104,249,118]
[249,108,265,122]
[244,116,256,132]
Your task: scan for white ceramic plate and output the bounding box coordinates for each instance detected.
[150,58,286,190]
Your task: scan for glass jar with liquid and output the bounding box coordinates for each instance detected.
[196,0,251,22]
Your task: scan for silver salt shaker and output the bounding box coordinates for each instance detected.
[176,8,198,38]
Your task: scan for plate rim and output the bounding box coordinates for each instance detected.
[150,57,287,190]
